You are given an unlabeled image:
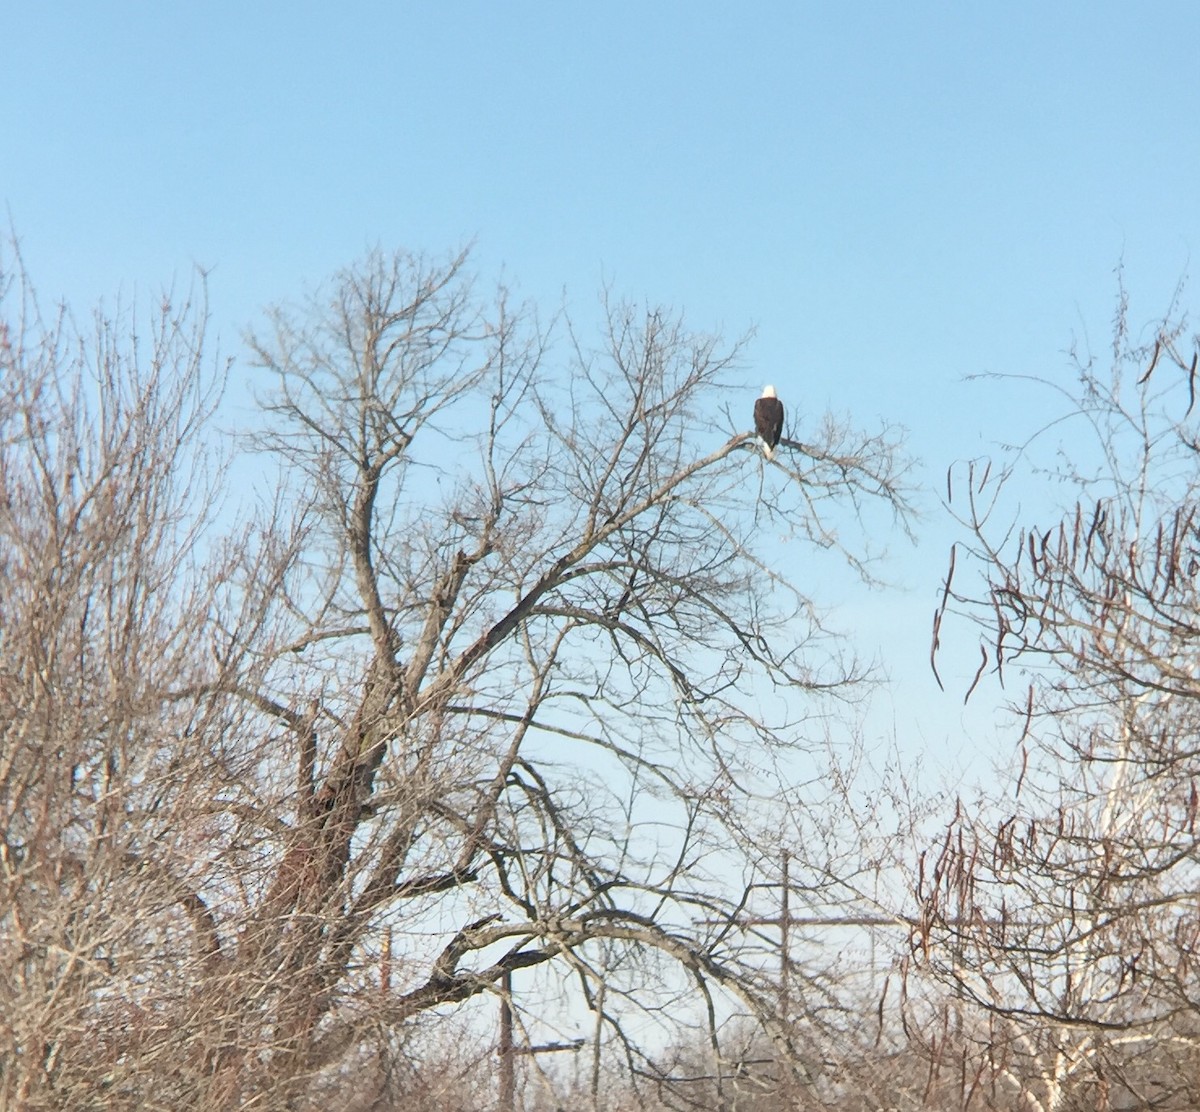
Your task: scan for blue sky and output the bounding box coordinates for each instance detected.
[5,2,1200,765]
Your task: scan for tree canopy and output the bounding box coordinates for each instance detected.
[1,245,916,1110]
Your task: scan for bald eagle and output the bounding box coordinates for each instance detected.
[754,385,784,459]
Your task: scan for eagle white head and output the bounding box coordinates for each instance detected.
[761,384,777,399]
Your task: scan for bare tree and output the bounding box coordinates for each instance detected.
[0,254,257,1108]
[915,283,1200,1110]
[1,242,914,1110]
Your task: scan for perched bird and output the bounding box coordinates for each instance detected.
[754,385,784,459]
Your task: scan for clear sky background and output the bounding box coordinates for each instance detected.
[5,2,1200,776]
